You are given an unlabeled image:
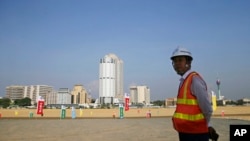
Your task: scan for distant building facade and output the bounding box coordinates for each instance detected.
[6,85,25,100]
[57,88,71,104]
[165,98,177,107]
[242,98,250,105]
[6,85,53,105]
[99,53,124,104]
[46,90,57,105]
[130,86,150,105]
[71,84,89,104]
[26,85,53,104]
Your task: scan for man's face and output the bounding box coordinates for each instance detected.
[172,56,189,75]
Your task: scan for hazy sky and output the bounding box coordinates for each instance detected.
[1,0,250,101]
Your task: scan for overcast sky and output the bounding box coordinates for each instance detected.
[1,0,250,101]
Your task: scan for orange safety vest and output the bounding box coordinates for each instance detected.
[172,72,208,133]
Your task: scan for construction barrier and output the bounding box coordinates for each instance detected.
[112,111,116,119]
[146,111,151,118]
[221,110,225,117]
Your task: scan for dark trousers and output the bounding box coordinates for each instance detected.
[178,132,209,141]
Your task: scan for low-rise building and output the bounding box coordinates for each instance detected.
[165,98,177,107]
[6,85,25,100]
[71,84,89,104]
[57,88,71,104]
[130,85,150,105]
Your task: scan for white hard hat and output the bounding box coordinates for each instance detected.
[170,47,193,60]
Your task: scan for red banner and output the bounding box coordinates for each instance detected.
[37,100,44,115]
[125,97,129,111]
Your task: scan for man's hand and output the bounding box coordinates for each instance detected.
[208,127,219,141]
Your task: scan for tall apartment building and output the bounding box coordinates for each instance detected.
[99,53,123,104]
[130,85,150,105]
[6,85,25,100]
[26,85,53,104]
[71,84,89,104]
[6,85,53,105]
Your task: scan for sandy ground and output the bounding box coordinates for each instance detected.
[0,106,250,120]
[0,106,250,141]
[0,118,250,141]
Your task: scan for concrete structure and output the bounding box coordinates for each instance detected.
[6,85,25,100]
[71,84,89,104]
[216,78,224,100]
[46,90,57,105]
[46,88,71,105]
[6,85,53,105]
[26,85,53,104]
[165,98,177,107]
[242,98,250,105]
[130,86,137,104]
[57,88,71,104]
[99,53,123,104]
[130,86,150,105]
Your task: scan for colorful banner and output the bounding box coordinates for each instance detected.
[125,97,129,111]
[124,93,130,111]
[36,100,44,115]
[29,111,33,118]
[60,105,66,119]
[80,108,83,117]
[212,94,217,111]
[119,104,124,119]
[71,107,76,119]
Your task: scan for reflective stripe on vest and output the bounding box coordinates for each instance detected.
[177,98,198,105]
[176,72,198,105]
[173,112,205,121]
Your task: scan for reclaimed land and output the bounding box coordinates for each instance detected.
[0,106,250,141]
[0,106,250,120]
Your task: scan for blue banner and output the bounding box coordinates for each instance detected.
[71,107,76,119]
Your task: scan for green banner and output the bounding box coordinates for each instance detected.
[119,106,124,119]
[29,112,33,118]
[61,109,66,119]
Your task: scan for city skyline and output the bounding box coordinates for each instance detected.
[1,0,250,101]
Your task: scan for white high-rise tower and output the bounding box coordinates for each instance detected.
[99,53,123,104]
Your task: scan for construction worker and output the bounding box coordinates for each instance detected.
[170,47,219,141]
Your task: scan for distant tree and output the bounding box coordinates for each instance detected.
[152,100,165,106]
[14,97,31,106]
[101,103,110,109]
[226,100,237,105]
[100,103,105,109]
[135,103,144,108]
[0,98,11,108]
[237,99,244,105]
[14,99,21,105]
[20,97,31,106]
[91,99,96,103]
